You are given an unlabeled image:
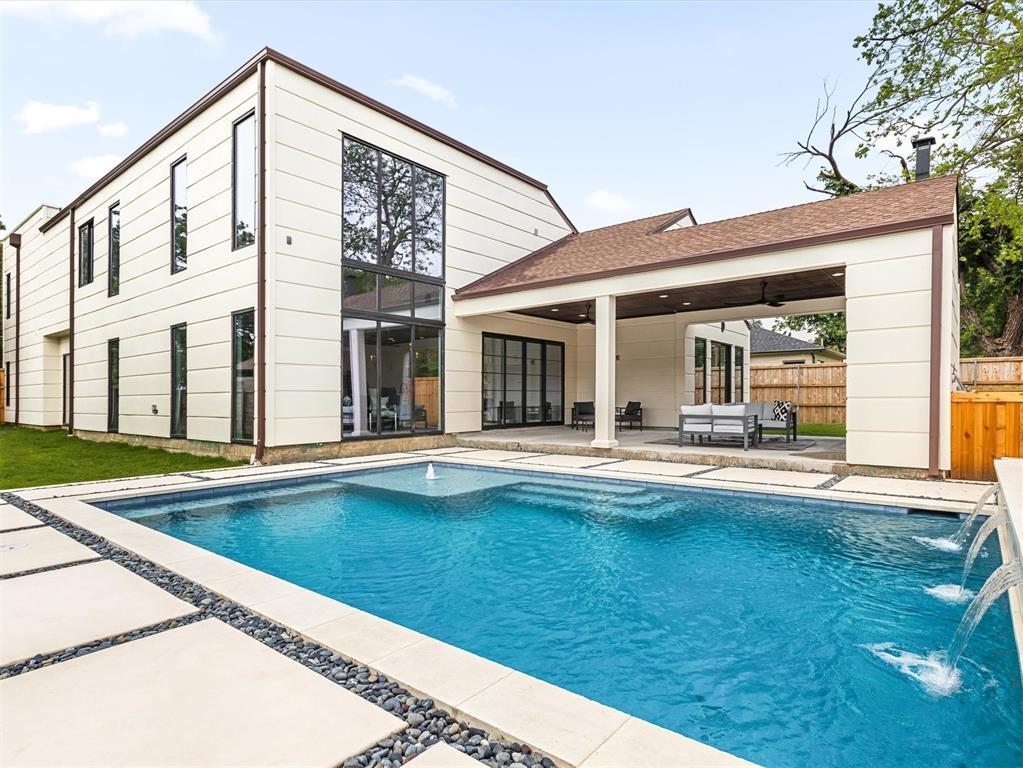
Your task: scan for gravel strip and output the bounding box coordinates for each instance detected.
[0,492,556,768]
[815,475,843,490]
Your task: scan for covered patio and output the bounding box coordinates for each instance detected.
[451,175,959,476]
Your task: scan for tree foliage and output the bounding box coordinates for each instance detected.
[773,313,847,353]
[785,0,1023,355]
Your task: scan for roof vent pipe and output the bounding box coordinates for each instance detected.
[912,136,936,181]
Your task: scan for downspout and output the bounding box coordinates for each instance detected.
[11,233,22,425]
[68,210,75,435]
[927,224,944,477]
[255,60,267,462]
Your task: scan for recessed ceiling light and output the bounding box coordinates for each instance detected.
[578,314,587,318]
[550,307,559,312]
[682,301,692,306]
[832,271,844,277]
[659,294,669,298]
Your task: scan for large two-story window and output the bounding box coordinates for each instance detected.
[170,157,187,273]
[108,202,120,296]
[341,137,444,438]
[232,113,256,249]
[78,219,94,286]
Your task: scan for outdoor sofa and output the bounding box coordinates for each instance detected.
[678,404,760,450]
[745,401,797,442]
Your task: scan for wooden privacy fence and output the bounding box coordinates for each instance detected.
[750,362,846,424]
[951,392,1023,481]
[958,356,1023,391]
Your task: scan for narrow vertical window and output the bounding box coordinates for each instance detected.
[232,113,256,249]
[5,273,10,318]
[108,202,120,296]
[170,157,187,273]
[231,309,255,442]
[78,220,94,286]
[694,338,706,404]
[108,339,119,433]
[734,347,745,403]
[4,361,10,407]
[170,324,187,437]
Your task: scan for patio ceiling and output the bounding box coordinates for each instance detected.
[512,266,845,323]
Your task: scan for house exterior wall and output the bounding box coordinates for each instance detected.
[750,350,845,366]
[1,206,66,427]
[265,61,574,445]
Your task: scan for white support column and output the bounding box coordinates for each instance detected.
[591,294,618,449]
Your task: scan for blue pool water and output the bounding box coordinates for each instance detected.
[105,464,1023,767]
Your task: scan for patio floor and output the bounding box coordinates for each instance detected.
[456,426,848,473]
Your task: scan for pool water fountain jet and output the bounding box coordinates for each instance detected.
[960,509,1008,590]
[913,484,998,553]
[425,462,437,481]
[946,559,1023,673]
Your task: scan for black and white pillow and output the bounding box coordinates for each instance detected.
[772,400,792,421]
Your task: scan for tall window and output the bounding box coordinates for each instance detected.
[482,334,564,428]
[170,157,187,273]
[231,310,255,442]
[5,272,10,318]
[341,137,445,439]
[108,339,119,433]
[710,341,732,404]
[170,324,187,437]
[694,337,706,404]
[4,361,10,407]
[108,202,120,296]
[734,347,745,403]
[232,113,256,249]
[78,219,94,286]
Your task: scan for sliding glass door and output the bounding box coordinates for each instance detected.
[482,333,563,428]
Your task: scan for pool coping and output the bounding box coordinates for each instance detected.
[6,454,1000,768]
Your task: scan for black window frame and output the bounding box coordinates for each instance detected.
[170,156,187,274]
[694,337,707,404]
[107,338,119,433]
[481,332,565,429]
[107,201,120,297]
[5,272,10,319]
[4,361,10,407]
[734,346,745,402]
[231,111,257,251]
[78,219,94,287]
[170,323,187,438]
[231,308,255,444]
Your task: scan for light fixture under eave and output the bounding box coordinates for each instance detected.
[832,271,844,277]
[550,308,559,312]
[659,293,669,298]
[682,301,692,306]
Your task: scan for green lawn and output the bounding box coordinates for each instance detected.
[0,426,244,490]
[764,422,846,438]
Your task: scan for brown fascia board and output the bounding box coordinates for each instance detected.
[452,212,955,300]
[40,47,577,235]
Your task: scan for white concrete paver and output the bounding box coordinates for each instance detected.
[188,462,325,478]
[580,717,759,767]
[413,743,482,767]
[249,586,358,632]
[456,671,630,768]
[168,553,299,606]
[0,505,44,532]
[306,609,425,666]
[699,466,831,489]
[13,473,201,501]
[0,619,405,766]
[0,526,99,576]
[0,560,197,665]
[413,448,477,455]
[596,459,706,477]
[513,454,621,469]
[318,453,417,465]
[831,475,992,503]
[454,449,545,462]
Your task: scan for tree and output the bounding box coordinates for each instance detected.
[784,0,1023,355]
[774,313,847,352]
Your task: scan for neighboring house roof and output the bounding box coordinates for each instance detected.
[750,325,827,355]
[37,47,576,235]
[453,175,958,300]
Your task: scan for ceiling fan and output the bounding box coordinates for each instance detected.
[724,280,786,308]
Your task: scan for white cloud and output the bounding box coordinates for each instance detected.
[70,154,122,180]
[98,121,128,138]
[1,1,216,43]
[388,74,455,107]
[15,100,100,135]
[585,189,631,214]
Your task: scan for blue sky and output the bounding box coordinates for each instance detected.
[0,1,896,232]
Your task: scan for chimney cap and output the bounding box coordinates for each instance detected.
[912,136,936,148]
[8,233,22,248]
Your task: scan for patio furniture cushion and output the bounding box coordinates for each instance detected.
[679,403,712,423]
[771,400,792,421]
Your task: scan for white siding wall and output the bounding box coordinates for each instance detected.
[1,206,66,426]
[267,62,573,445]
[70,75,259,441]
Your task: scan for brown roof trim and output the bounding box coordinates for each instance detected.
[40,47,576,235]
[453,212,954,301]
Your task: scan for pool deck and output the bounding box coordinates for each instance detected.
[0,451,998,768]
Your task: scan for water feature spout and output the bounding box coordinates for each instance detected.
[947,559,1023,671]
[952,484,1001,547]
[960,510,1008,589]
[425,463,437,481]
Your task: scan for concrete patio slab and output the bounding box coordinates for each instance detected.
[699,466,830,488]
[0,526,99,576]
[456,671,629,768]
[413,447,477,455]
[13,473,200,501]
[249,586,358,632]
[373,636,513,708]
[168,553,299,606]
[188,462,324,478]
[595,459,706,477]
[318,453,417,465]
[306,609,425,666]
[0,619,404,766]
[0,560,196,665]
[0,505,44,532]
[453,449,545,462]
[580,716,758,767]
[513,454,621,469]
[831,475,991,503]
[413,743,483,767]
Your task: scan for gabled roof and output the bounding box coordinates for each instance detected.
[750,325,824,354]
[453,175,958,300]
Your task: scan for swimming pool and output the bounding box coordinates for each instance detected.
[103,463,1023,767]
